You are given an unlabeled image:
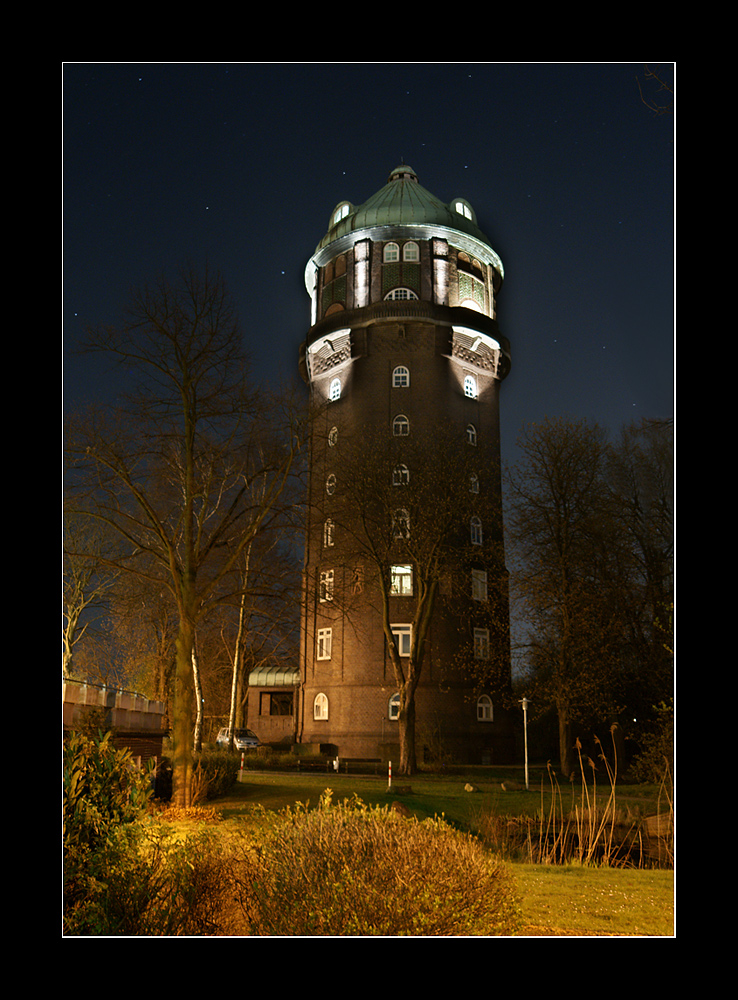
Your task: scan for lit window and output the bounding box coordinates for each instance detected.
[383,242,400,262]
[317,630,332,660]
[472,569,488,601]
[464,374,477,398]
[471,516,483,545]
[326,474,336,495]
[455,200,473,220]
[403,241,419,261]
[320,569,334,602]
[384,288,418,300]
[392,508,410,539]
[392,366,410,387]
[332,203,350,226]
[467,424,477,445]
[323,519,334,547]
[393,464,410,486]
[391,624,412,657]
[390,564,413,596]
[314,692,329,719]
[388,692,401,721]
[477,694,493,721]
[328,426,338,447]
[329,377,341,401]
[393,414,410,436]
[470,473,479,494]
[474,628,490,660]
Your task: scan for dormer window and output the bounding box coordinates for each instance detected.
[331,202,351,226]
[454,200,473,220]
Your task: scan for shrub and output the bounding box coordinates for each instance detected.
[192,750,241,802]
[242,791,521,936]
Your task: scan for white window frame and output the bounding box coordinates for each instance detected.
[383,242,400,262]
[320,569,334,602]
[474,628,490,661]
[328,425,338,447]
[472,568,488,602]
[403,241,419,261]
[388,692,401,720]
[470,473,479,494]
[323,519,335,547]
[314,692,329,720]
[390,564,413,596]
[393,464,410,486]
[326,473,336,495]
[390,624,412,657]
[471,516,483,545]
[477,694,493,722]
[392,365,410,387]
[317,629,332,660]
[464,374,477,398]
[392,414,410,436]
[467,423,477,445]
[329,377,341,401]
[384,287,418,300]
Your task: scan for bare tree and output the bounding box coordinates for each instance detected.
[66,267,303,807]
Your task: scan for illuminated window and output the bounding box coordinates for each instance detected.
[467,423,477,445]
[383,242,400,262]
[384,288,418,301]
[391,624,412,657]
[477,694,493,721]
[320,569,334,602]
[332,202,350,226]
[392,508,410,539]
[464,374,477,398]
[472,569,488,601]
[389,692,401,720]
[392,366,410,387]
[316,630,332,660]
[474,628,490,660]
[323,519,334,547]
[393,414,410,436]
[455,200,473,220]
[390,564,413,596]
[314,692,329,719]
[471,516,483,545]
[329,377,341,401]
[326,474,336,495]
[393,464,410,486]
[403,241,419,261]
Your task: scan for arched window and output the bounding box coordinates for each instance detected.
[314,693,329,720]
[328,426,338,447]
[393,414,410,437]
[393,464,410,486]
[388,692,401,721]
[384,287,418,301]
[329,377,341,401]
[383,242,400,263]
[471,516,483,545]
[392,366,410,388]
[464,374,477,398]
[403,241,419,261]
[467,423,477,445]
[470,473,479,494]
[326,474,336,495]
[477,695,493,722]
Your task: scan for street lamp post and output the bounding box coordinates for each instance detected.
[520,697,530,790]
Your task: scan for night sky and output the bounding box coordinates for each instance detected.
[63,62,674,469]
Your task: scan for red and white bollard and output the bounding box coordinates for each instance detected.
[388,760,392,790]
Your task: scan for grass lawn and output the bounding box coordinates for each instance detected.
[205,768,675,938]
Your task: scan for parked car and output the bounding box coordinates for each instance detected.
[216,727,261,751]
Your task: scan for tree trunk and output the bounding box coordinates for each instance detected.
[398,684,418,775]
[192,642,203,753]
[172,623,195,809]
[557,701,573,779]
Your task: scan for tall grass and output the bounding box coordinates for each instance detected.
[477,730,674,869]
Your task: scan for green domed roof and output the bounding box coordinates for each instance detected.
[316,164,491,251]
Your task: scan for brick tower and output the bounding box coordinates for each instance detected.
[297,165,513,766]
